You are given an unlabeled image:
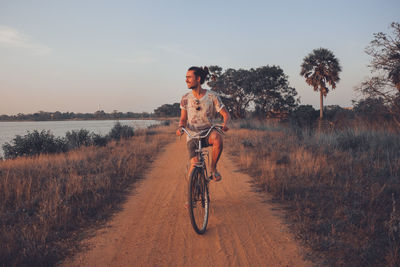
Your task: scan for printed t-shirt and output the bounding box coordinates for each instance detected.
[180,90,224,140]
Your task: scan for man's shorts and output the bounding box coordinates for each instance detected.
[187,137,211,159]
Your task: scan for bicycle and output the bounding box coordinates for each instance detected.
[179,125,224,234]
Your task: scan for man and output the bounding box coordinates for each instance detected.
[176,66,230,181]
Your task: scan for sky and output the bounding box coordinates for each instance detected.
[0,0,399,115]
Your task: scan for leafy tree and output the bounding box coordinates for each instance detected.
[208,65,298,119]
[252,66,298,116]
[208,66,253,119]
[289,105,319,129]
[112,110,123,119]
[353,97,393,122]
[357,22,400,126]
[94,110,106,118]
[300,48,342,119]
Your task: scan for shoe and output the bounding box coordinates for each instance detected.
[212,171,222,182]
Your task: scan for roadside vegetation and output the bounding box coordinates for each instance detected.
[0,123,175,266]
[226,117,400,266]
[222,24,399,265]
[1,121,170,159]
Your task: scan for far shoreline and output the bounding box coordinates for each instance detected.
[0,117,178,122]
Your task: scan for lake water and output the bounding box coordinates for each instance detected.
[0,120,160,157]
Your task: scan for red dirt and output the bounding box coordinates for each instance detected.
[62,137,311,266]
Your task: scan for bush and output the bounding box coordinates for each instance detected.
[2,122,137,159]
[65,129,92,149]
[107,122,134,140]
[289,105,319,129]
[2,130,67,159]
[91,133,108,147]
[353,97,392,122]
[324,105,355,128]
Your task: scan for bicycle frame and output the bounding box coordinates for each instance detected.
[181,125,223,234]
[180,125,224,179]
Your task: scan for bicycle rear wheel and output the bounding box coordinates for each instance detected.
[188,167,210,234]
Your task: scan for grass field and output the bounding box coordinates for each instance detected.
[225,120,400,266]
[0,125,175,266]
[2,119,399,266]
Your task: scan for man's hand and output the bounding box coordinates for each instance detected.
[219,107,230,132]
[176,127,184,136]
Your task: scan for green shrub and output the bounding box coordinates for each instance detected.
[289,105,319,129]
[2,122,138,159]
[65,129,92,149]
[91,133,108,147]
[353,97,391,122]
[2,130,67,159]
[108,122,134,140]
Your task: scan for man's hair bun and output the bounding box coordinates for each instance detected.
[203,66,210,76]
[188,66,210,84]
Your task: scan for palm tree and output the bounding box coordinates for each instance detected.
[300,48,342,119]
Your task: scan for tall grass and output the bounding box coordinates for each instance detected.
[0,125,175,266]
[226,121,400,266]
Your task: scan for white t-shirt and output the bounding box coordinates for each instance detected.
[180,90,224,138]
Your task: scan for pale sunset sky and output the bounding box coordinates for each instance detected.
[1,0,399,115]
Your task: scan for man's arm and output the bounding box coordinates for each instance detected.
[219,107,230,131]
[176,109,188,136]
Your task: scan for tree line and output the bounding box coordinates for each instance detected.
[0,110,153,121]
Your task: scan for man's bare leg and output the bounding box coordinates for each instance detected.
[187,131,223,180]
[207,131,223,179]
[188,157,197,177]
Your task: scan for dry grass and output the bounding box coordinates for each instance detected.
[0,125,175,266]
[226,121,400,266]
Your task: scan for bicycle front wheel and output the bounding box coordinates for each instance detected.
[188,167,210,234]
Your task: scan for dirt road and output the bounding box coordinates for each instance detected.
[63,137,310,267]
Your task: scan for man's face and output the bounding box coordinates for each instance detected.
[186,70,200,89]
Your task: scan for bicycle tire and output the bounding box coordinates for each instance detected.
[188,167,210,234]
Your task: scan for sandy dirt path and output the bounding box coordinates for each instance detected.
[62,137,311,267]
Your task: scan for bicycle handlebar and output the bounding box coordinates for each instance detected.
[179,125,224,139]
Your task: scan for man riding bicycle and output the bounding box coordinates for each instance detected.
[176,66,230,182]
